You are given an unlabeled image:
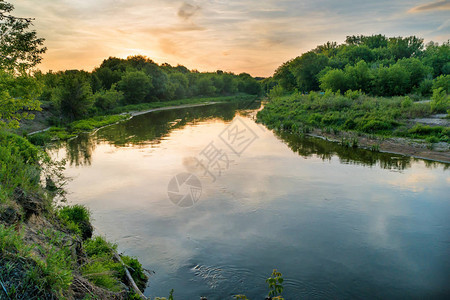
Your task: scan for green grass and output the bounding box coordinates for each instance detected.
[257,90,450,143]
[0,225,73,297]
[58,204,93,239]
[27,94,258,146]
[0,131,41,204]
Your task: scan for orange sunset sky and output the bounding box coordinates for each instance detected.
[13,0,450,77]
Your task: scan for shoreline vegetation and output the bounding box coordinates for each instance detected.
[258,34,449,164]
[0,2,449,297]
[257,91,450,163]
[23,94,258,145]
[1,2,263,297]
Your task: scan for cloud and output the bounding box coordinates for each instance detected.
[12,0,450,77]
[408,0,450,13]
[178,2,200,20]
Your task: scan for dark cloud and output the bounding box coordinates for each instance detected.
[178,2,200,20]
[409,0,450,13]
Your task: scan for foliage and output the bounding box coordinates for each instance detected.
[0,70,42,128]
[272,34,448,97]
[0,0,46,72]
[93,86,124,111]
[58,204,92,239]
[266,269,284,299]
[52,70,94,120]
[430,87,449,113]
[117,70,153,104]
[258,92,449,142]
[0,131,40,203]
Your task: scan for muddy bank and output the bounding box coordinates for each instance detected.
[308,128,450,163]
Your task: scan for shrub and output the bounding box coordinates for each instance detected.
[58,205,93,240]
[430,87,449,113]
[361,120,393,133]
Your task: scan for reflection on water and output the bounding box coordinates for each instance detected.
[58,101,446,172]
[50,101,450,299]
[276,131,448,171]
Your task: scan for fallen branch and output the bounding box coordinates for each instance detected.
[113,252,147,300]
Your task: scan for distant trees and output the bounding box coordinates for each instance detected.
[272,34,449,97]
[35,55,262,122]
[117,71,152,103]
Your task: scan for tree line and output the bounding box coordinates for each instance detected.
[266,34,449,97]
[35,56,262,121]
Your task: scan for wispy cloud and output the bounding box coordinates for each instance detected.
[408,0,450,13]
[178,2,200,20]
[12,0,450,77]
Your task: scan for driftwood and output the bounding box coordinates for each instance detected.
[113,252,148,300]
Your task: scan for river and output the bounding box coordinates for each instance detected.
[50,101,450,299]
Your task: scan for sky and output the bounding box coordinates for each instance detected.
[12,0,450,77]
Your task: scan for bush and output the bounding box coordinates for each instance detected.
[430,87,449,113]
[58,205,93,240]
[361,119,393,132]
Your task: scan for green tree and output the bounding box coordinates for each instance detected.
[344,60,373,92]
[373,64,410,96]
[196,77,216,96]
[396,57,430,89]
[93,85,124,111]
[319,69,349,92]
[0,70,41,128]
[273,60,297,91]
[53,72,94,120]
[0,1,44,128]
[290,52,329,92]
[0,0,46,72]
[387,36,424,60]
[422,41,450,77]
[117,70,152,104]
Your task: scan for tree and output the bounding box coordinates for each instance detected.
[93,85,123,111]
[0,0,46,72]
[0,0,45,128]
[117,71,152,103]
[319,69,349,92]
[344,61,373,92]
[373,64,410,96]
[396,57,430,89]
[289,52,329,92]
[273,60,297,91]
[53,72,94,120]
[0,70,41,128]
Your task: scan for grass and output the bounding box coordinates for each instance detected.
[27,94,258,146]
[82,236,148,293]
[0,131,41,204]
[257,90,450,143]
[0,224,73,298]
[58,204,93,240]
[0,132,148,298]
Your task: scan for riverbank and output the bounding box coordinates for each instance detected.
[0,131,149,299]
[24,95,257,145]
[306,127,450,163]
[257,91,450,163]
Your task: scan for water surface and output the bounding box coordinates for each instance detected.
[50,102,450,299]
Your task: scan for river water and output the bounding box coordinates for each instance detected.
[50,101,450,299]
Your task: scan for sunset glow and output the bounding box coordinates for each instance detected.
[14,0,450,76]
